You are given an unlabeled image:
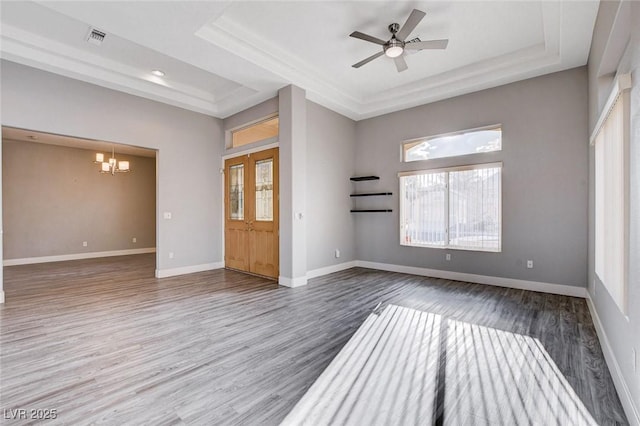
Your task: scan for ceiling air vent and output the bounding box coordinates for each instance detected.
[86,27,106,46]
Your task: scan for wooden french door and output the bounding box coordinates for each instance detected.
[224,148,279,279]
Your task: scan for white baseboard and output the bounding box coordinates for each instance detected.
[0,290,4,304]
[353,261,587,298]
[586,292,640,426]
[307,261,358,280]
[155,262,224,278]
[279,275,308,288]
[3,248,156,266]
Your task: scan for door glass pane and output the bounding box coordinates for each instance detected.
[229,164,244,220]
[255,159,273,221]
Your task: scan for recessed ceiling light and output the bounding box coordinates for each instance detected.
[151,69,165,77]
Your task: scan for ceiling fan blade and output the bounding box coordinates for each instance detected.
[405,39,449,50]
[350,31,387,45]
[352,51,385,68]
[394,56,408,72]
[396,9,426,41]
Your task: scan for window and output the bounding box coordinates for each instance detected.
[399,163,502,252]
[231,116,279,148]
[592,74,631,313]
[402,125,501,162]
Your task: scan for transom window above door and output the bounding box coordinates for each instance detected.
[231,116,279,148]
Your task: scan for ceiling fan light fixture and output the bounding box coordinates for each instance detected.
[384,37,405,58]
[385,45,404,58]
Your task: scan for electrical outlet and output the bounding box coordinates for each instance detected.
[132,237,137,243]
[446,254,451,261]
[82,241,88,247]
[335,249,340,258]
[169,252,174,259]
[527,260,534,269]
[163,212,172,220]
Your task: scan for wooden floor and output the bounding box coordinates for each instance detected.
[0,254,627,425]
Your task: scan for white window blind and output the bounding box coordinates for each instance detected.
[592,74,631,313]
[399,163,501,252]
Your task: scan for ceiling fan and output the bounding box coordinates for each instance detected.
[350,9,448,72]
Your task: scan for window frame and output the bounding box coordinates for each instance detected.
[401,124,502,163]
[398,161,503,253]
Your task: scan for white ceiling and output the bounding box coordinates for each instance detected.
[0,1,599,121]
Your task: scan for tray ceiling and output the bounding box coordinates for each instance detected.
[0,1,599,120]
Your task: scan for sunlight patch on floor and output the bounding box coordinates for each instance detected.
[282,304,597,426]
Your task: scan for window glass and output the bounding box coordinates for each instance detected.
[400,163,501,252]
[232,117,279,148]
[403,126,501,162]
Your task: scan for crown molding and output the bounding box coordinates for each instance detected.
[0,1,593,121]
[0,24,254,117]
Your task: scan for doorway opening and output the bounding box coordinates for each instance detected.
[1,126,157,272]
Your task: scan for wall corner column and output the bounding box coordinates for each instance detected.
[278,85,308,287]
[0,134,4,303]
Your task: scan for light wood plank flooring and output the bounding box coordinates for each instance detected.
[0,254,627,425]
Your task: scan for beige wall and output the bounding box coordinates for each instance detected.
[2,140,156,259]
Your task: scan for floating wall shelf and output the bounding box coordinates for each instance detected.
[350,176,392,213]
[350,176,380,181]
[350,192,393,197]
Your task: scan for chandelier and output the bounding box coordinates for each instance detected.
[94,146,130,175]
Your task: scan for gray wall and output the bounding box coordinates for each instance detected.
[223,97,279,132]
[354,67,589,288]
[3,140,155,259]
[278,85,307,283]
[306,100,356,271]
[0,135,3,299]
[587,0,640,421]
[1,60,224,274]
